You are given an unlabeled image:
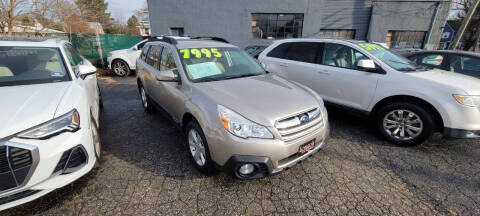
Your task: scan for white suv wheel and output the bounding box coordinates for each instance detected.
[383,109,423,141]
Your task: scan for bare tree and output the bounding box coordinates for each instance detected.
[0,0,30,35]
[31,0,77,32]
[451,0,480,50]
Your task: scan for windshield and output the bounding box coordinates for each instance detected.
[0,47,70,87]
[357,43,426,72]
[179,47,266,82]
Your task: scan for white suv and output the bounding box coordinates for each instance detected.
[107,39,148,77]
[259,39,480,146]
[0,38,102,210]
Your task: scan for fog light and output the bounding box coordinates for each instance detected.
[238,164,255,175]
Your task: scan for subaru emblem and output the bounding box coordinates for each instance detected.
[300,115,309,124]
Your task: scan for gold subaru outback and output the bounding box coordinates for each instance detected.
[136,36,329,179]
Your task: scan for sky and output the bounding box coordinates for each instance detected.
[106,0,146,23]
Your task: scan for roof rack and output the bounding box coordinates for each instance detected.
[148,35,230,46]
[161,36,178,45]
[190,37,229,43]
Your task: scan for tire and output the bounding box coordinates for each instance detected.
[98,84,104,111]
[139,84,155,113]
[376,102,435,146]
[112,60,131,77]
[91,118,102,167]
[185,121,216,174]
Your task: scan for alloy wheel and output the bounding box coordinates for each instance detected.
[113,61,127,76]
[383,109,423,141]
[91,121,101,159]
[188,129,206,166]
[140,87,148,109]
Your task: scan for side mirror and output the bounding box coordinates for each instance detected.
[156,69,179,82]
[78,65,97,79]
[357,59,377,72]
[132,46,138,51]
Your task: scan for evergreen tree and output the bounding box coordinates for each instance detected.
[75,0,111,25]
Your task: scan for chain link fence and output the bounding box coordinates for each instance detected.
[69,34,142,67]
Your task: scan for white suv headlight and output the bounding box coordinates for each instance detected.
[218,105,273,139]
[453,95,480,107]
[17,109,80,139]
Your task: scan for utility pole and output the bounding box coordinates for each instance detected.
[450,0,480,50]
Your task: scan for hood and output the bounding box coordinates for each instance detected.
[0,82,71,138]
[194,74,320,126]
[409,69,480,95]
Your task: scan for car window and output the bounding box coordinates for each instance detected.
[141,45,151,61]
[64,44,84,68]
[410,54,444,68]
[179,47,265,82]
[358,43,422,72]
[284,42,321,64]
[450,55,480,77]
[266,43,290,59]
[137,41,147,50]
[0,46,70,86]
[146,45,161,68]
[322,43,368,70]
[160,47,177,73]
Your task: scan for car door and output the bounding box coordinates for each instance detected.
[313,42,380,110]
[136,44,151,80]
[143,45,162,99]
[151,45,186,122]
[262,42,321,87]
[447,54,480,78]
[64,43,100,119]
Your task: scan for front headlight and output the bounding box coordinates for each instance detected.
[108,53,112,57]
[218,105,273,139]
[453,95,480,107]
[17,109,80,139]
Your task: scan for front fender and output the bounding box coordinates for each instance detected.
[369,90,454,128]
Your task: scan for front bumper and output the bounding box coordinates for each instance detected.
[443,128,480,139]
[214,123,330,179]
[0,127,95,211]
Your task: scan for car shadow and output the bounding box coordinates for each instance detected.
[325,107,480,214]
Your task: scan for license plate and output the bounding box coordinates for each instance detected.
[299,140,315,154]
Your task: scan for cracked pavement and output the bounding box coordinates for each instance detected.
[2,76,479,215]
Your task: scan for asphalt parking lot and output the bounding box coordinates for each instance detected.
[2,76,479,216]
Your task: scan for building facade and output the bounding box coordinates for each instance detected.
[147,0,450,49]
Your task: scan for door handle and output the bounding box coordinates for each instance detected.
[280,63,289,67]
[317,70,330,75]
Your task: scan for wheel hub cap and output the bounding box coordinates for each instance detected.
[188,129,206,166]
[141,88,147,108]
[383,109,423,141]
[114,62,127,76]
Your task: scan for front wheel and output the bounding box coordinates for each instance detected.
[376,102,435,146]
[91,118,102,166]
[139,84,155,113]
[185,121,216,174]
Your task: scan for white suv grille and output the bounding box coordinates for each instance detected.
[275,108,324,143]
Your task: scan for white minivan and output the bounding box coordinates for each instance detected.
[259,39,480,146]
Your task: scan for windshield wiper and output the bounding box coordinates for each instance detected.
[195,77,224,83]
[397,67,416,72]
[223,73,261,80]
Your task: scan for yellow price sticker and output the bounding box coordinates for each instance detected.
[358,43,385,51]
[180,48,223,59]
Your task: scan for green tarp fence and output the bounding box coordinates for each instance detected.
[69,34,142,67]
